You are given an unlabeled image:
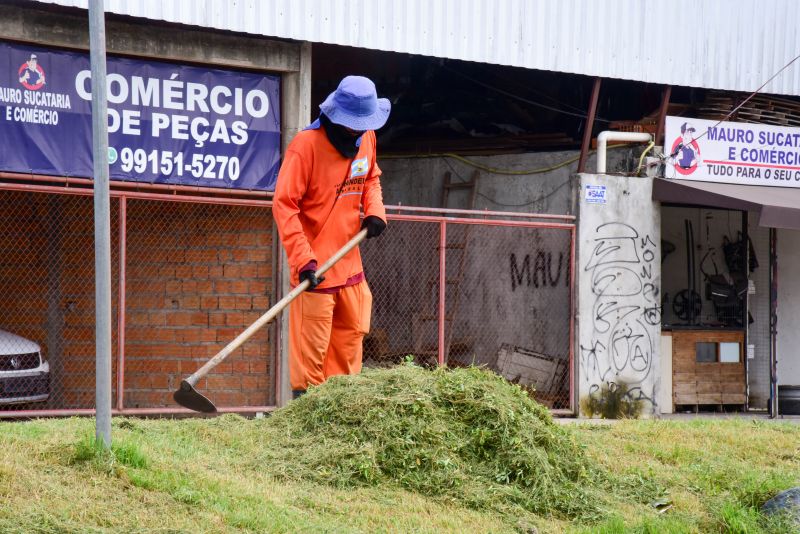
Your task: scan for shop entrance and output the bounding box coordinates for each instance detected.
[660,206,772,413]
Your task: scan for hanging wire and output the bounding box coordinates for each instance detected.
[635,140,656,175]
[380,144,630,176]
[382,151,579,175]
[437,150,642,208]
[468,63,594,116]
[441,156,572,208]
[443,65,613,123]
[666,51,800,161]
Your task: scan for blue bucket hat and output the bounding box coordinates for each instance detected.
[319,76,391,131]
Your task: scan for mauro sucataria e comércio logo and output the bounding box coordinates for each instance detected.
[18,53,46,91]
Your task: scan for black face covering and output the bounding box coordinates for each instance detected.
[320,114,363,159]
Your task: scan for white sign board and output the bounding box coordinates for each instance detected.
[584,184,607,204]
[664,116,800,187]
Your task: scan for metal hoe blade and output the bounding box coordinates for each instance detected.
[173,380,217,413]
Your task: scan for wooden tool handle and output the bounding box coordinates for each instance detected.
[185,229,369,386]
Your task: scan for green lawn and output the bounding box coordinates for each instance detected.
[1,416,798,533]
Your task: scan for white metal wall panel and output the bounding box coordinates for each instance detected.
[30,0,800,96]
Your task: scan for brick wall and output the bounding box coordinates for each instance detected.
[123,199,274,408]
[0,189,274,411]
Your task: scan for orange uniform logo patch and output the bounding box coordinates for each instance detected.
[351,157,369,177]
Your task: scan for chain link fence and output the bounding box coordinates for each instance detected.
[363,209,576,411]
[0,190,119,412]
[0,186,574,416]
[0,186,274,416]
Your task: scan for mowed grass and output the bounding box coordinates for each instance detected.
[573,419,800,533]
[0,415,512,534]
[1,416,798,533]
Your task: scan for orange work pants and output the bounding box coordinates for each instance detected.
[289,281,372,391]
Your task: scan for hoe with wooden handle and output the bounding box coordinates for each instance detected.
[174,229,368,413]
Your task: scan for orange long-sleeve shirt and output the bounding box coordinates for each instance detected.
[273,127,386,289]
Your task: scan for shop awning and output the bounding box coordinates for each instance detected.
[653,178,800,230]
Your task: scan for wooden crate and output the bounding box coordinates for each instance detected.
[495,344,568,396]
[671,330,746,408]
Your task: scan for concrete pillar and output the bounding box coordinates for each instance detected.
[575,174,661,416]
[275,42,312,407]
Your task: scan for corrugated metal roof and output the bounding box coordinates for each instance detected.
[32,0,800,96]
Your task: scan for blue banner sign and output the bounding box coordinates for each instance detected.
[0,41,281,191]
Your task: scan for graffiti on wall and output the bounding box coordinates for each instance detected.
[580,222,659,405]
[509,251,569,291]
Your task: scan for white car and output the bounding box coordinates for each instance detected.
[0,329,50,405]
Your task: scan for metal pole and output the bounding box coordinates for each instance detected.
[577,77,602,174]
[272,223,283,407]
[769,227,778,418]
[742,211,749,411]
[277,249,291,407]
[569,226,577,414]
[438,222,447,366]
[89,0,112,447]
[116,196,126,411]
[655,85,672,146]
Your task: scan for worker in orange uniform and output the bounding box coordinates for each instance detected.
[273,76,391,399]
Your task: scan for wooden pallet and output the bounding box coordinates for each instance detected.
[697,91,800,127]
[495,344,568,397]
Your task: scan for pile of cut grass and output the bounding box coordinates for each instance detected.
[257,364,610,520]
